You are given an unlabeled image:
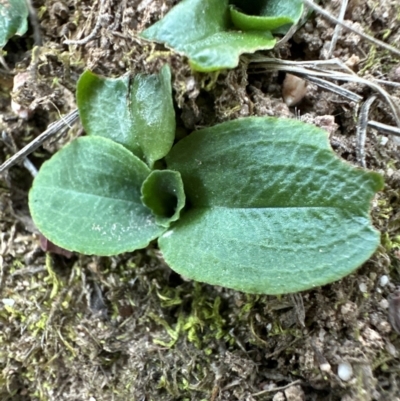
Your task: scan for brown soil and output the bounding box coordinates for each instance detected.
[1,1,400,400]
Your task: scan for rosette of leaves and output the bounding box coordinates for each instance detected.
[140,0,303,71]
[0,0,29,48]
[29,67,384,295]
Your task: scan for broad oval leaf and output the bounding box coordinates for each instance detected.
[141,170,186,228]
[0,0,29,48]
[229,0,303,32]
[29,136,166,256]
[141,0,276,72]
[159,117,384,294]
[76,65,175,167]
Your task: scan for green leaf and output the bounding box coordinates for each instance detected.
[141,0,276,72]
[141,170,186,228]
[130,65,176,167]
[77,72,138,154]
[0,0,29,48]
[183,30,275,72]
[76,65,175,167]
[29,136,166,256]
[229,0,303,32]
[159,117,383,294]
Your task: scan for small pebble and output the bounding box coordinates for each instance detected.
[379,299,389,309]
[338,362,353,381]
[282,74,307,106]
[359,282,367,293]
[379,275,389,287]
[320,362,331,373]
[379,136,389,146]
[1,298,15,307]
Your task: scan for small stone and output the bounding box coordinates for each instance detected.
[272,391,285,401]
[359,282,367,293]
[1,298,15,307]
[380,136,389,146]
[338,362,353,381]
[320,362,331,372]
[282,74,307,106]
[380,275,389,287]
[379,299,389,309]
[284,384,305,401]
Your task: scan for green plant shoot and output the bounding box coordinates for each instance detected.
[29,68,384,295]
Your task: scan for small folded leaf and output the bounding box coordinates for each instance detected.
[77,65,175,167]
[0,0,29,48]
[229,0,303,32]
[29,136,166,256]
[130,65,176,167]
[141,170,186,228]
[159,117,384,294]
[141,0,276,72]
[77,73,139,154]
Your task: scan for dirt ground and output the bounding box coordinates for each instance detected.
[0,0,400,400]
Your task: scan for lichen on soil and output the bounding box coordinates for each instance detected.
[0,0,400,400]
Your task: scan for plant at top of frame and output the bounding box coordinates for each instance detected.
[140,0,304,72]
[0,0,29,49]
[28,65,384,295]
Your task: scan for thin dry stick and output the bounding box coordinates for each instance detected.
[356,95,377,168]
[301,0,400,58]
[64,0,107,45]
[276,4,310,49]
[0,109,79,174]
[368,121,400,137]
[252,59,400,129]
[249,55,357,76]
[305,75,362,102]
[325,0,348,59]
[252,379,302,397]
[375,79,400,88]
[1,131,38,177]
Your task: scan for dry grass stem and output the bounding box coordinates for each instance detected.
[252,379,303,396]
[325,0,348,59]
[301,0,400,58]
[0,109,79,174]
[64,0,108,45]
[249,57,400,129]
[356,95,377,168]
[368,121,400,137]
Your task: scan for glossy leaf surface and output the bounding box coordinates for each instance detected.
[29,137,166,256]
[141,0,275,72]
[0,0,29,47]
[130,66,176,167]
[77,65,175,167]
[229,0,303,31]
[159,117,383,294]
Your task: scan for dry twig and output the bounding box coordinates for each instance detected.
[64,0,108,45]
[252,379,302,397]
[301,0,400,58]
[249,56,400,129]
[0,109,79,174]
[325,0,348,59]
[356,95,377,168]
